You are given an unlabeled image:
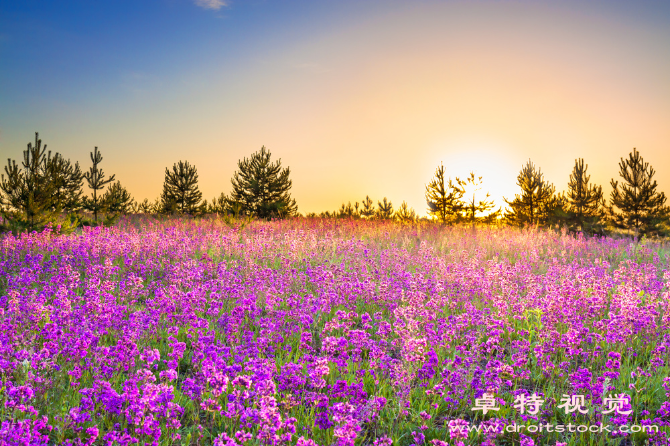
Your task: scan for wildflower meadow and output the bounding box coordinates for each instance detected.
[1,218,669,446]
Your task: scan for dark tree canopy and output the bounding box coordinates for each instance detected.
[208,192,229,215]
[425,163,463,224]
[360,196,375,219]
[564,158,604,234]
[337,201,360,219]
[395,201,417,223]
[230,146,297,219]
[102,181,134,216]
[609,148,667,238]
[161,160,203,215]
[0,133,60,231]
[505,160,560,227]
[133,198,158,214]
[83,147,116,222]
[375,197,394,220]
[51,154,84,214]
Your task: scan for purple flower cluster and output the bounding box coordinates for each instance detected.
[0,219,669,445]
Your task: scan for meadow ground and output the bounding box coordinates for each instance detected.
[1,218,669,446]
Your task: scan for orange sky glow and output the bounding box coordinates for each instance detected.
[1,1,669,216]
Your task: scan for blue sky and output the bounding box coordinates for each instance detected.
[1,1,670,214]
[1,1,329,111]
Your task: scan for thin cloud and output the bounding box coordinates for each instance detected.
[291,62,331,74]
[193,0,228,10]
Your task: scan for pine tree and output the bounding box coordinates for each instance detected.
[457,172,496,226]
[102,181,134,216]
[160,160,203,215]
[83,147,116,222]
[337,201,360,219]
[230,146,297,219]
[133,198,154,214]
[564,158,605,234]
[376,198,394,220]
[208,192,229,215]
[149,197,162,214]
[50,154,84,214]
[131,199,144,214]
[207,192,244,217]
[425,163,464,224]
[395,201,417,223]
[609,148,667,239]
[360,196,375,219]
[504,160,559,226]
[0,132,59,231]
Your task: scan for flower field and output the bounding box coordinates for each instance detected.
[1,218,670,446]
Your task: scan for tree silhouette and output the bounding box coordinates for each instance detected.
[504,160,559,226]
[0,132,59,231]
[133,198,154,214]
[564,158,605,234]
[161,160,203,215]
[102,181,134,216]
[360,196,375,219]
[83,147,116,222]
[376,197,394,220]
[337,201,360,219]
[230,146,297,219]
[49,154,84,214]
[425,163,463,224]
[395,201,417,223]
[208,192,228,215]
[457,172,496,226]
[609,148,667,239]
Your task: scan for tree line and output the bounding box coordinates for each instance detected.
[1,132,668,239]
[0,133,296,234]
[308,148,668,239]
[418,149,667,238]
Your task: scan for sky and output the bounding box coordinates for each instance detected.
[1,0,670,216]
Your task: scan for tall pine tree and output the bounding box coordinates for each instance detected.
[50,153,84,214]
[504,160,559,226]
[425,163,463,224]
[360,196,375,219]
[230,146,297,219]
[161,160,203,215]
[0,132,59,231]
[83,147,116,222]
[375,197,394,220]
[102,181,134,216]
[564,158,605,234]
[609,148,667,239]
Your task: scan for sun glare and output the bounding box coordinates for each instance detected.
[430,141,520,212]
